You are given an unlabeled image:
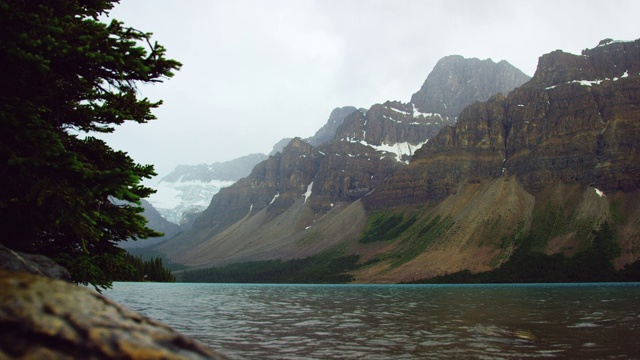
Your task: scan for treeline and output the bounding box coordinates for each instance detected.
[180,253,359,283]
[115,253,176,282]
[410,222,640,284]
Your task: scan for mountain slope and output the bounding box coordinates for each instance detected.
[118,200,182,249]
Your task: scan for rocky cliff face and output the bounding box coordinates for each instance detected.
[157,55,531,268]
[334,102,453,156]
[366,39,640,210]
[410,55,531,118]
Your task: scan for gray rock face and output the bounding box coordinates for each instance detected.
[0,243,70,280]
[0,269,227,359]
[410,55,531,118]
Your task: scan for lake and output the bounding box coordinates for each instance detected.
[103,282,640,359]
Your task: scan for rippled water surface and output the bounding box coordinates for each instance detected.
[104,282,640,359]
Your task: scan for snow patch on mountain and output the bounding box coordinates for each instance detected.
[343,137,427,164]
[303,182,313,204]
[546,70,632,90]
[269,191,280,205]
[383,103,444,120]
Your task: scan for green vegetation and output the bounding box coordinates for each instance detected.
[115,253,175,282]
[610,199,627,224]
[410,221,632,283]
[180,252,360,283]
[358,211,454,269]
[359,212,417,243]
[0,0,181,290]
[389,215,454,267]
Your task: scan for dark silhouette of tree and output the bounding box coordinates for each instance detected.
[0,0,181,290]
[116,253,175,282]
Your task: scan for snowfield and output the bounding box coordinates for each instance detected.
[147,177,235,224]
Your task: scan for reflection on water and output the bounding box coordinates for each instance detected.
[104,283,640,359]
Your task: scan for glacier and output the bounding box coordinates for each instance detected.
[147,177,235,224]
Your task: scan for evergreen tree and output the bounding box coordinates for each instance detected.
[0,0,181,290]
[115,253,175,282]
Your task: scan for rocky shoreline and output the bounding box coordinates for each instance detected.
[0,245,227,359]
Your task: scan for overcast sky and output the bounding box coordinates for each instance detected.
[98,0,640,178]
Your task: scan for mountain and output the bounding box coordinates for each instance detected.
[367,39,640,209]
[118,200,182,249]
[146,153,267,225]
[410,55,532,118]
[154,54,532,272]
[269,138,293,156]
[350,39,640,282]
[269,106,360,156]
[306,106,359,146]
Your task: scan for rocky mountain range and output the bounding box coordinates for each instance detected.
[138,40,640,283]
[150,54,537,274]
[144,105,366,228]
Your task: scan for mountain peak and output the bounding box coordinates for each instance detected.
[306,106,359,147]
[410,55,531,118]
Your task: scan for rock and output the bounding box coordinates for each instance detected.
[0,269,227,359]
[311,137,403,208]
[0,243,70,281]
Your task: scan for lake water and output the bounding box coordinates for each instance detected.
[103,282,640,359]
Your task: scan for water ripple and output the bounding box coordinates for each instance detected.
[104,282,640,359]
